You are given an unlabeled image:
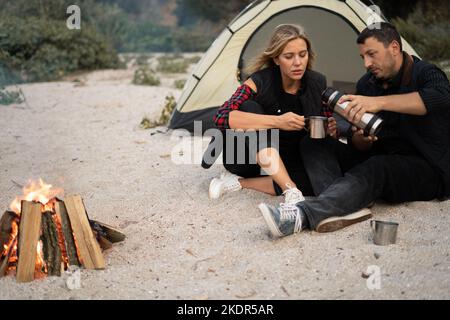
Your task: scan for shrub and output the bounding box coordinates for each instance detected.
[174,79,186,89]
[140,94,177,129]
[186,55,202,64]
[0,86,24,105]
[156,56,190,74]
[135,54,153,67]
[393,6,450,63]
[0,14,121,83]
[132,67,160,86]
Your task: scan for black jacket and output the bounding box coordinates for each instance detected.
[250,66,328,117]
[356,54,450,198]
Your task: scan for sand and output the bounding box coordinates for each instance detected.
[1,66,449,300]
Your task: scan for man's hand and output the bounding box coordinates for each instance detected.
[351,126,378,151]
[339,95,383,124]
[327,117,338,138]
[276,112,305,131]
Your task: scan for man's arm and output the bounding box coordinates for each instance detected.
[342,65,450,123]
[377,92,426,115]
[340,93,426,125]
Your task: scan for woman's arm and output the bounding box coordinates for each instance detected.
[228,79,279,130]
[213,79,258,130]
[214,79,305,131]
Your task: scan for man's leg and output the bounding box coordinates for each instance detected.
[300,136,367,195]
[298,154,443,231]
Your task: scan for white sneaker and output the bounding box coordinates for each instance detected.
[209,173,242,199]
[282,184,305,205]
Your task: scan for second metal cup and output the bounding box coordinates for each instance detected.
[371,220,399,246]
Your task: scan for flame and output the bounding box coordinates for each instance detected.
[1,217,19,275]
[7,240,18,274]
[9,179,64,214]
[1,218,18,258]
[34,240,47,278]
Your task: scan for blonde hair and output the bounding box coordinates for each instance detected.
[245,24,315,75]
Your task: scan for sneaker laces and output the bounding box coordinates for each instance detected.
[282,184,305,205]
[279,203,302,233]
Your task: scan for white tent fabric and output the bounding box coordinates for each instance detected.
[169,0,419,132]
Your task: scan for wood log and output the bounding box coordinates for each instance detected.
[1,211,18,278]
[1,211,17,252]
[97,235,113,250]
[16,201,42,283]
[54,201,80,266]
[0,249,11,277]
[90,220,126,243]
[64,195,105,270]
[41,212,62,276]
[0,238,16,278]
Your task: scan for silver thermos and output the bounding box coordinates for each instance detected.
[321,87,383,136]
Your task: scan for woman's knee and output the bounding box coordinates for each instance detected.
[223,162,260,178]
[257,147,279,162]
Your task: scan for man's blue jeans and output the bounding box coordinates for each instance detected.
[298,137,443,230]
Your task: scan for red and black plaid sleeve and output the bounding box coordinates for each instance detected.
[213,84,255,130]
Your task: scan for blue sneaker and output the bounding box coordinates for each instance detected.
[258,203,305,238]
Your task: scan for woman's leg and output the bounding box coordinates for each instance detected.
[219,100,296,196]
[237,147,296,195]
[239,176,277,195]
[256,147,296,192]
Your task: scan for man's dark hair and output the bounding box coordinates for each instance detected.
[357,22,402,51]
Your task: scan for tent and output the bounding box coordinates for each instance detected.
[168,0,419,132]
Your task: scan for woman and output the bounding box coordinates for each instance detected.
[209,24,337,204]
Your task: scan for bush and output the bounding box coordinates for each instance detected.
[186,55,202,64]
[120,21,174,53]
[174,79,186,89]
[0,86,24,105]
[171,28,215,52]
[132,67,160,86]
[0,16,121,83]
[140,94,177,129]
[135,54,153,67]
[393,6,450,63]
[157,56,190,74]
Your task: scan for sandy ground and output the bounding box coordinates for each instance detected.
[1,66,449,300]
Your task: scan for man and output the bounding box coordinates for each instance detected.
[258,22,450,238]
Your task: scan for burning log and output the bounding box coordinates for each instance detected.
[1,211,16,252]
[0,242,13,277]
[0,211,18,277]
[16,201,42,283]
[41,212,62,276]
[64,195,105,270]
[55,200,80,266]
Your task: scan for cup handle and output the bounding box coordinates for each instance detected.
[304,118,309,132]
[370,220,375,231]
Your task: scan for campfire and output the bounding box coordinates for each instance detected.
[0,179,125,283]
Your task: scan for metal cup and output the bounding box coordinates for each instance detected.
[305,116,328,139]
[370,220,399,246]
